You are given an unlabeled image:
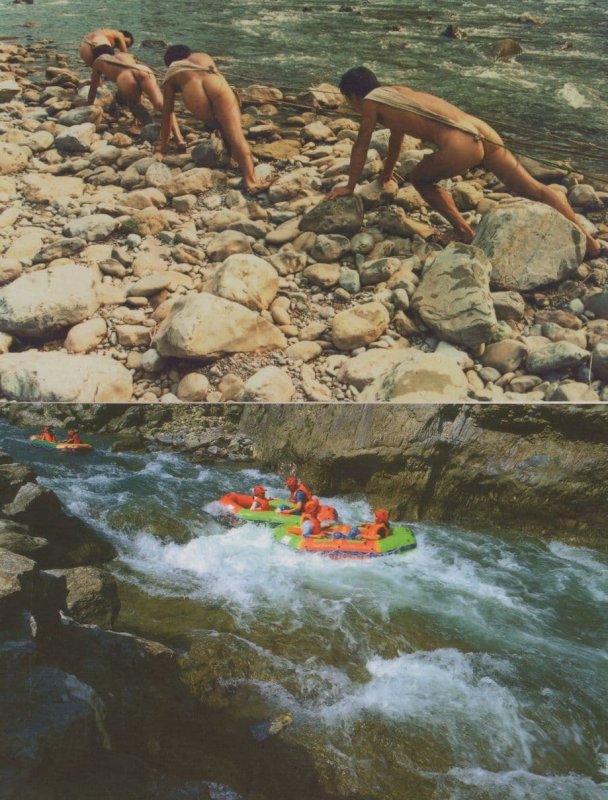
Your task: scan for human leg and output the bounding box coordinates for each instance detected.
[211,90,272,194]
[484,146,600,258]
[409,134,485,241]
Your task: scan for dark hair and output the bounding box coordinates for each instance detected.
[121,30,134,46]
[164,44,192,66]
[338,66,381,99]
[92,44,115,60]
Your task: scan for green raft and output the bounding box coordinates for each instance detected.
[237,499,298,525]
[272,522,417,558]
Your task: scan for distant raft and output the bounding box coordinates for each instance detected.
[218,493,337,526]
[272,522,417,558]
[29,436,94,454]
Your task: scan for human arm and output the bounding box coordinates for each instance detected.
[157,82,176,153]
[381,130,404,184]
[327,101,377,199]
[114,31,129,53]
[87,64,102,105]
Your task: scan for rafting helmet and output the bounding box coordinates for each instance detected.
[286,476,298,489]
[253,486,266,497]
[374,509,389,524]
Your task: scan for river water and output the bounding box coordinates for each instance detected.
[1,421,607,799]
[3,0,608,175]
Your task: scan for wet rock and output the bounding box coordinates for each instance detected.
[412,243,496,347]
[205,253,279,310]
[331,301,390,350]
[0,352,133,402]
[491,38,523,60]
[547,382,599,402]
[359,350,469,402]
[473,201,585,290]
[251,711,293,742]
[0,264,100,338]
[300,195,364,237]
[241,366,295,402]
[56,105,103,126]
[526,341,590,374]
[154,294,286,358]
[49,566,120,629]
[310,234,350,263]
[0,530,48,558]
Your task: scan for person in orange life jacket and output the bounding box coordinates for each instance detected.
[300,499,323,538]
[279,476,312,514]
[250,486,271,511]
[37,426,57,443]
[63,429,82,444]
[332,509,391,540]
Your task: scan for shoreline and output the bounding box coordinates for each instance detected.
[0,40,607,404]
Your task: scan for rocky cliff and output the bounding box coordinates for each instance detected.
[240,404,608,547]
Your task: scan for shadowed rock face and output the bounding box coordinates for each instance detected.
[239,404,608,547]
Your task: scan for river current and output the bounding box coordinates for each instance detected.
[3,0,608,176]
[1,421,607,799]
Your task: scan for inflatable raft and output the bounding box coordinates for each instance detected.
[29,436,93,454]
[272,522,417,558]
[218,493,336,526]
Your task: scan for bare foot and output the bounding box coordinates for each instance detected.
[244,177,276,196]
[585,238,602,260]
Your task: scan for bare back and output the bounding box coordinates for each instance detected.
[367,85,503,151]
[165,53,234,122]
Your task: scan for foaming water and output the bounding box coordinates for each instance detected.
[1,419,606,799]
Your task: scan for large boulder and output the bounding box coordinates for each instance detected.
[205,253,279,310]
[48,566,120,629]
[359,351,470,402]
[154,293,287,358]
[473,201,585,290]
[0,352,133,402]
[412,243,497,347]
[331,301,390,350]
[0,264,100,338]
[300,195,364,237]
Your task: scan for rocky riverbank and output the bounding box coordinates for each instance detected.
[1,40,608,402]
[0,446,350,800]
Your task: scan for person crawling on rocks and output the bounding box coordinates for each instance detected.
[157,44,273,194]
[328,66,601,259]
[87,45,185,147]
[79,29,134,67]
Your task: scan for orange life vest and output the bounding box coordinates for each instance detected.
[301,513,322,537]
[359,522,389,540]
[290,483,312,503]
[251,495,271,511]
[41,432,56,443]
